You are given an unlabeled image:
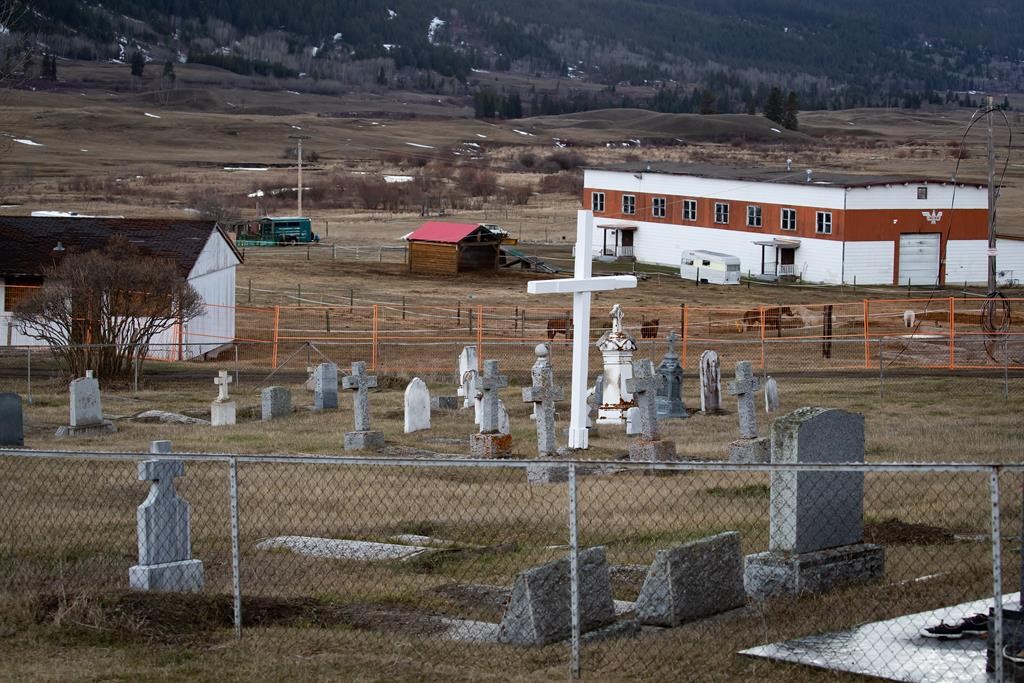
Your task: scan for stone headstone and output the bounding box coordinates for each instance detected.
[498,400,511,435]
[304,366,316,391]
[210,370,236,427]
[635,532,745,626]
[625,359,677,462]
[261,386,292,421]
[0,393,24,446]
[470,360,511,458]
[56,373,116,436]
[656,331,687,418]
[596,304,638,424]
[458,346,478,408]
[431,395,459,410]
[497,546,616,645]
[404,377,431,433]
[625,406,641,436]
[744,407,884,599]
[764,376,780,413]
[314,362,339,411]
[342,361,384,450]
[699,350,722,413]
[728,361,769,464]
[128,441,204,592]
[522,344,563,456]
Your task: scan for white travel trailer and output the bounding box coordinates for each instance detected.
[680,250,741,285]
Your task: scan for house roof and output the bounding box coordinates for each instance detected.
[587,162,988,189]
[0,217,242,278]
[405,222,500,244]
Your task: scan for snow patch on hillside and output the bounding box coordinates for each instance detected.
[427,17,445,44]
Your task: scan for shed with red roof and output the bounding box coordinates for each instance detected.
[405,221,503,275]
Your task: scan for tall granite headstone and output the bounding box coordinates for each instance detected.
[404,377,431,433]
[261,386,292,421]
[313,362,339,411]
[0,393,24,446]
[699,350,722,414]
[656,331,687,418]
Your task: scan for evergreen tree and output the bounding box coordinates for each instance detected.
[162,59,175,86]
[130,50,146,78]
[782,90,799,130]
[764,87,784,123]
[698,89,716,114]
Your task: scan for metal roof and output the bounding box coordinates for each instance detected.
[406,222,497,244]
[587,162,987,189]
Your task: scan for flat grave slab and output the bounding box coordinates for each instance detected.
[256,536,431,561]
[741,593,1019,682]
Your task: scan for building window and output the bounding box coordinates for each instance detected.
[781,208,797,231]
[622,194,636,215]
[714,202,730,224]
[746,205,763,228]
[917,186,928,200]
[591,192,605,213]
[683,199,697,221]
[816,211,833,234]
[652,197,666,218]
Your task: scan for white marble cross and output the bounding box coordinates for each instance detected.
[214,370,233,402]
[526,210,637,449]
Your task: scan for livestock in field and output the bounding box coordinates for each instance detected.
[742,307,794,333]
[903,309,916,328]
[546,318,573,340]
[640,318,660,339]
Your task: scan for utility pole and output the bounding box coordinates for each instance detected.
[289,133,310,217]
[987,96,998,293]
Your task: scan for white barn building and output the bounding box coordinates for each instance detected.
[583,163,1022,286]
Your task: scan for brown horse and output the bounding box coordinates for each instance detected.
[546,318,573,340]
[640,318,660,339]
[742,307,794,333]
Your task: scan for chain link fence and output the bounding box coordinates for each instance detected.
[2,450,1022,680]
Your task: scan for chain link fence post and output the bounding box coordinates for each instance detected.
[990,466,1004,683]
[568,462,581,679]
[230,457,242,640]
[25,347,32,405]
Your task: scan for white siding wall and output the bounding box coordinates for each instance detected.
[593,219,846,283]
[844,184,987,210]
[841,242,895,284]
[947,239,1024,285]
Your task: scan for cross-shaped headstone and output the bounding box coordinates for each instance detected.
[342,361,378,432]
[527,210,637,449]
[137,456,190,566]
[473,359,508,433]
[624,359,660,441]
[727,361,761,439]
[213,370,232,402]
[522,345,564,455]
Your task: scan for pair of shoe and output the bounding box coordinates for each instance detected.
[920,613,988,639]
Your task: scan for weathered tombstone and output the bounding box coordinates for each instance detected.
[625,360,678,462]
[497,546,616,645]
[586,374,604,433]
[457,346,478,408]
[744,407,885,600]
[56,370,117,436]
[469,359,512,458]
[404,377,431,433]
[521,344,564,456]
[635,532,745,626]
[128,440,204,592]
[656,331,688,418]
[0,393,24,446]
[727,361,769,464]
[699,350,722,414]
[304,366,316,391]
[313,362,339,411]
[210,370,236,427]
[431,395,459,410]
[498,399,511,435]
[625,406,641,436]
[342,361,384,450]
[764,376,780,413]
[261,386,292,421]
[596,304,638,425]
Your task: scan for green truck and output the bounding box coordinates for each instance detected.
[235,216,318,246]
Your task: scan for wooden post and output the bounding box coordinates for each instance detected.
[326,309,331,334]
[402,296,406,320]
[476,304,484,367]
[863,299,870,368]
[759,305,766,369]
[681,304,689,367]
[332,244,336,260]
[271,305,281,368]
[297,284,301,306]
[349,288,353,313]
[247,278,252,303]
[949,297,955,369]
[371,304,379,371]
[325,220,329,237]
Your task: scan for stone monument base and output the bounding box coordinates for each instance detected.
[210,400,236,426]
[628,439,678,462]
[744,543,885,600]
[526,461,618,485]
[55,420,117,437]
[655,397,688,419]
[470,432,512,458]
[344,430,385,450]
[129,559,204,592]
[431,396,459,410]
[728,437,770,464]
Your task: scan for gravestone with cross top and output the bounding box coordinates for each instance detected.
[210,369,236,426]
[470,359,512,458]
[727,360,769,463]
[342,361,384,449]
[522,345,564,456]
[625,360,678,462]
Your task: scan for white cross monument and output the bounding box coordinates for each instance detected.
[527,210,637,449]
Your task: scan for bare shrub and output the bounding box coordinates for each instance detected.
[499,182,533,206]
[538,172,582,196]
[458,167,498,198]
[187,187,242,222]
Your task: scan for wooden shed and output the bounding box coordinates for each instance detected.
[406,222,503,275]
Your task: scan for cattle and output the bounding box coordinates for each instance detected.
[742,307,794,333]
[546,318,573,340]
[640,318,660,339]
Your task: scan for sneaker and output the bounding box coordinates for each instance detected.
[920,613,988,639]
[1003,645,1024,664]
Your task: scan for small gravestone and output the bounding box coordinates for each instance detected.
[744,407,885,600]
[699,350,722,414]
[128,441,204,592]
[498,400,511,435]
[497,546,616,645]
[0,393,24,446]
[626,360,678,462]
[635,532,745,626]
[625,406,641,436]
[261,386,291,421]
[457,346,478,409]
[431,395,459,410]
[522,344,563,456]
[586,374,604,434]
[342,361,384,450]
[56,370,116,436]
[764,376,780,413]
[210,370,236,427]
[313,362,339,411]
[404,377,431,433]
[656,331,687,418]
[727,361,769,464]
[470,360,512,458]
[304,366,316,391]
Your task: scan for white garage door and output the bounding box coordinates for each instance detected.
[898,233,940,286]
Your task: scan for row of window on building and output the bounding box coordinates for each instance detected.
[592,192,833,234]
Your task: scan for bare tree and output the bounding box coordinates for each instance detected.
[0,1,30,157]
[14,237,205,381]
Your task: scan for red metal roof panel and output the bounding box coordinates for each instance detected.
[406,221,481,244]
